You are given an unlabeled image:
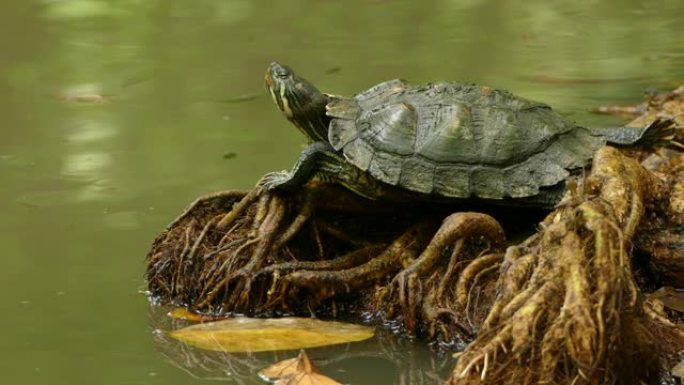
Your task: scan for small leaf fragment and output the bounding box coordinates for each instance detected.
[259,350,342,385]
[168,307,202,321]
[168,307,225,322]
[673,359,684,379]
[259,355,301,380]
[167,317,374,352]
[649,287,684,312]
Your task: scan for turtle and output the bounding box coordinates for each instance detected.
[261,61,669,207]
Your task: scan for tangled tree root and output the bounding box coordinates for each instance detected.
[448,146,684,385]
[147,179,509,345]
[147,144,684,384]
[147,85,684,384]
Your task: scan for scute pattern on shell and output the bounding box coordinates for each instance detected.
[327,81,606,199]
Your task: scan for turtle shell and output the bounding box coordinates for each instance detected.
[326,80,606,199]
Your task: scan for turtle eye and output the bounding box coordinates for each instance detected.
[273,66,291,79]
[269,62,293,80]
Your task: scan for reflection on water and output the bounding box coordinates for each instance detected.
[62,152,111,179]
[1,0,683,384]
[41,0,138,20]
[149,306,451,385]
[66,119,117,143]
[61,151,116,202]
[103,210,141,230]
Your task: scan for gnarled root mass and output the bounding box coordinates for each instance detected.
[147,85,684,384]
[448,146,684,385]
[147,181,507,344]
[146,149,684,385]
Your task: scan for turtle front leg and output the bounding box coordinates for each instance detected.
[259,141,385,200]
[259,141,341,190]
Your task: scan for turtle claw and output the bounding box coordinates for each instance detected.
[258,170,292,190]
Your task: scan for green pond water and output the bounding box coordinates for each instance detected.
[1,0,683,384]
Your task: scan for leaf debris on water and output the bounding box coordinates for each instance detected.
[167,317,374,352]
[259,350,342,385]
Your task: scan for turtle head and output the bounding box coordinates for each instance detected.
[265,62,330,142]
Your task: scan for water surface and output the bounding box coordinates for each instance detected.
[1,1,683,384]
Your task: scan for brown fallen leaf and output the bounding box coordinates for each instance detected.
[673,358,684,379]
[649,287,684,312]
[259,354,301,381]
[167,317,374,352]
[592,103,644,117]
[259,350,341,385]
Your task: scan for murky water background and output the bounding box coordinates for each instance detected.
[1,1,683,384]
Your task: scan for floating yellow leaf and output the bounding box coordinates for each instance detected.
[259,350,341,385]
[167,317,374,352]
